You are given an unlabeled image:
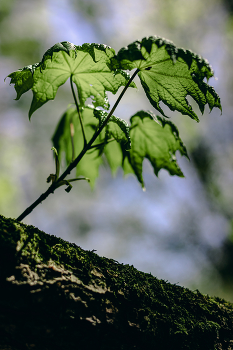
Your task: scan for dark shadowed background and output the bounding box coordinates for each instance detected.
[1,0,233,301]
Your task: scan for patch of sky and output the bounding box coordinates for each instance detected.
[46,0,99,44]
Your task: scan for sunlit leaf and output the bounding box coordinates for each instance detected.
[117,36,222,121]
[6,63,39,100]
[93,109,131,150]
[124,110,189,188]
[7,41,136,119]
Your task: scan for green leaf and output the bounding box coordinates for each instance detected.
[52,106,103,188]
[41,41,78,63]
[52,105,131,185]
[6,63,39,100]
[93,109,131,150]
[124,110,189,188]
[117,36,222,121]
[7,41,136,119]
[104,141,124,175]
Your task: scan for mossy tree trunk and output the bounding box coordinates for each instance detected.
[0,215,233,350]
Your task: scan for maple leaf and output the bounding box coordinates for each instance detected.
[124,110,189,188]
[52,106,131,187]
[117,36,222,121]
[7,41,136,119]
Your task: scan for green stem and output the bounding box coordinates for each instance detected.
[17,69,139,222]
[89,138,115,149]
[70,75,87,147]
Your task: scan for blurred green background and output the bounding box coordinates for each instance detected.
[1,0,233,301]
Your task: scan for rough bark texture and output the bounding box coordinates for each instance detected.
[0,215,233,350]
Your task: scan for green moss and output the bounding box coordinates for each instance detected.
[1,214,233,349]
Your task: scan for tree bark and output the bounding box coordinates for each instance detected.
[0,214,233,350]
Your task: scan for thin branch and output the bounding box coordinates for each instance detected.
[70,75,87,147]
[89,138,115,149]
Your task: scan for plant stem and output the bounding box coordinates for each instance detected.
[89,138,115,149]
[17,69,139,222]
[70,75,87,147]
